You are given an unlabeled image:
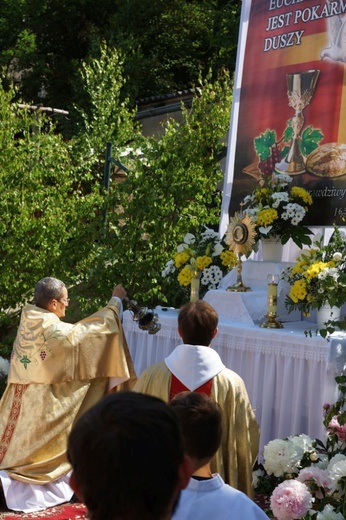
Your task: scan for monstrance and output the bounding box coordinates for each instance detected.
[225,211,256,292]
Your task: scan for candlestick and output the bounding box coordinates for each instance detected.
[260,274,283,329]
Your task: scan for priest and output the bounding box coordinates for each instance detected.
[133,299,259,497]
[0,277,136,513]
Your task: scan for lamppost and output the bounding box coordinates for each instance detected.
[103,141,130,225]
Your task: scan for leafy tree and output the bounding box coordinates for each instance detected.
[0,0,240,125]
[0,81,104,323]
[0,45,233,369]
[86,69,233,308]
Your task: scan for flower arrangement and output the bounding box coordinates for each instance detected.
[282,227,346,319]
[241,173,313,248]
[162,227,237,294]
[253,375,346,519]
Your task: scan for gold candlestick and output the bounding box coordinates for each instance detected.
[261,274,283,329]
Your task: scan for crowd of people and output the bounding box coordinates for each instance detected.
[0,277,268,519]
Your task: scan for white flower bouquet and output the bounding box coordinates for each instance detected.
[162,227,237,296]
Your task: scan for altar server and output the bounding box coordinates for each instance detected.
[170,392,269,519]
[133,299,259,497]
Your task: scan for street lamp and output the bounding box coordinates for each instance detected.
[103,141,130,225]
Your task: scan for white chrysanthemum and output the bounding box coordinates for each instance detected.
[271,192,289,208]
[0,357,9,378]
[162,260,175,278]
[282,203,305,223]
[201,265,223,290]
[328,459,346,494]
[264,438,304,477]
[201,228,219,241]
[274,173,293,185]
[317,504,344,519]
[318,268,339,281]
[246,208,259,220]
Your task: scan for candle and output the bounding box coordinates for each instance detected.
[267,274,279,315]
[190,272,200,302]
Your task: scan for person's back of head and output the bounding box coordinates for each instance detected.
[169,392,222,468]
[178,300,218,346]
[67,391,189,520]
[34,277,66,310]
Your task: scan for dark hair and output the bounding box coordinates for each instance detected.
[67,391,184,520]
[169,392,222,461]
[34,277,66,309]
[178,300,218,346]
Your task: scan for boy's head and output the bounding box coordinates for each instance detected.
[178,300,218,346]
[169,391,223,468]
[68,391,191,520]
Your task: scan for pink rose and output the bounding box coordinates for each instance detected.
[270,480,313,520]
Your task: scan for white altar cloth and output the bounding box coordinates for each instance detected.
[124,307,339,458]
[217,260,301,322]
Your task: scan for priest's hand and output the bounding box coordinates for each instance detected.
[112,285,127,301]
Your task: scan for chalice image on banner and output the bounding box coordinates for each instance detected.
[275,69,320,175]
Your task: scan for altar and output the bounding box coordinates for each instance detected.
[123,283,344,458]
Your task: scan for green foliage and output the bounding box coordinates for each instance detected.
[0,80,104,328]
[85,70,233,307]
[0,45,233,358]
[300,126,324,156]
[0,0,240,122]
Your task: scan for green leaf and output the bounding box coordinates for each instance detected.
[301,125,324,156]
[254,129,277,160]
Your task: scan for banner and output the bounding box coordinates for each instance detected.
[220,0,346,236]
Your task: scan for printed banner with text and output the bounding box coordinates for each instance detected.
[221,0,346,233]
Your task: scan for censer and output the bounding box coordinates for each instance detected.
[124,295,161,334]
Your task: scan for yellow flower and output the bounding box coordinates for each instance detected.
[289,279,308,303]
[174,251,190,268]
[220,250,238,268]
[177,266,193,286]
[290,186,313,205]
[290,261,306,276]
[256,208,278,227]
[196,255,212,270]
[304,261,334,280]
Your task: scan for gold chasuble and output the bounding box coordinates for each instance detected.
[0,299,136,484]
[134,361,259,498]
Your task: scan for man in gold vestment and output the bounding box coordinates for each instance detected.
[134,300,259,498]
[0,277,136,513]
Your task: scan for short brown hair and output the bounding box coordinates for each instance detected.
[170,392,222,461]
[68,391,184,520]
[178,300,218,346]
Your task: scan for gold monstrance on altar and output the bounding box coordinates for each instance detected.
[225,210,256,292]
